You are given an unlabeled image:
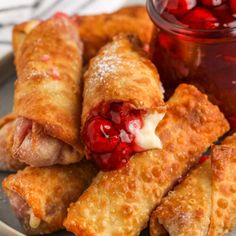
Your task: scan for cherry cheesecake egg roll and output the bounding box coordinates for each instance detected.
[12,20,41,62]
[76,5,153,63]
[2,160,97,235]
[150,134,236,236]
[63,84,229,236]
[208,133,236,235]
[81,34,166,171]
[0,114,25,171]
[12,14,84,167]
[150,159,212,236]
[13,6,153,64]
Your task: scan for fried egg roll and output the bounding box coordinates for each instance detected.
[63,84,229,236]
[2,160,97,235]
[76,5,153,63]
[12,20,41,62]
[12,6,153,64]
[12,14,84,167]
[0,114,25,171]
[208,134,236,235]
[81,34,166,170]
[150,134,236,236]
[150,160,212,236]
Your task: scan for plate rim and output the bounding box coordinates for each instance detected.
[0,221,25,236]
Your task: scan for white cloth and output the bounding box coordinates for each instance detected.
[0,0,132,59]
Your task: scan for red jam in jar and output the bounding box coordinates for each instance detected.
[147,0,236,129]
[82,102,145,171]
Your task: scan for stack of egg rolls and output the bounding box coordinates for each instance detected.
[3,160,97,235]
[12,5,153,64]
[0,114,25,171]
[63,84,229,236]
[12,13,84,167]
[0,5,233,236]
[150,134,236,236]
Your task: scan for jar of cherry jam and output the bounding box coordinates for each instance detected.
[147,0,236,129]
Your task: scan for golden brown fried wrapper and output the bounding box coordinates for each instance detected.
[63,84,229,236]
[0,114,25,171]
[13,14,84,166]
[77,5,153,63]
[12,6,153,64]
[12,20,41,62]
[2,160,97,235]
[14,14,83,151]
[150,160,212,236]
[208,134,236,235]
[150,134,236,236]
[82,33,165,128]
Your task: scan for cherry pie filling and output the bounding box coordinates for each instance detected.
[163,0,236,30]
[82,102,163,171]
[150,0,236,128]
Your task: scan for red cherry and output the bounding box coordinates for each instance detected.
[91,143,132,171]
[109,102,143,132]
[159,33,175,50]
[109,102,125,126]
[165,0,197,16]
[213,4,235,25]
[181,7,219,29]
[125,113,142,133]
[230,0,236,15]
[84,102,146,171]
[83,117,120,153]
[201,0,222,7]
[229,0,236,17]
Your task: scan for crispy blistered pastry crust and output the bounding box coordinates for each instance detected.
[0,113,16,128]
[221,133,236,147]
[82,33,165,127]
[13,6,153,64]
[14,15,83,153]
[150,160,212,236]
[0,114,25,171]
[150,134,236,236]
[3,160,97,235]
[63,84,229,236]
[12,20,41,61]
[208,134,236,235]
[77,5,153,62]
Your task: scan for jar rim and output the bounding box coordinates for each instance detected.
[146,0,236,39]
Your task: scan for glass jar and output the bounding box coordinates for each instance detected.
[147,0,236,125]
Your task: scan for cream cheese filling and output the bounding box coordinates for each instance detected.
[28,209,41,229]
[128,112,165,150]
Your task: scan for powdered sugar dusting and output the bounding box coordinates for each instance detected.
[88,40,137,87]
